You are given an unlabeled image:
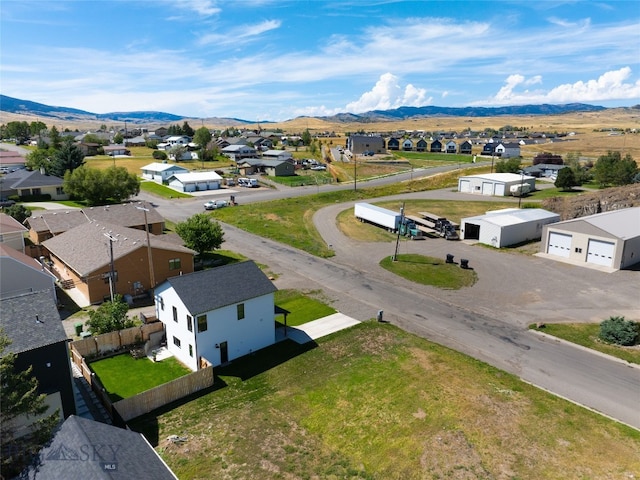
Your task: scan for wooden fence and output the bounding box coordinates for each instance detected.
[70,323,164,359]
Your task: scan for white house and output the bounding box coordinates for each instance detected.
[157,136,191,150]
[167,171,222,192]
[539,207,640,271]
[154,261,278,370]
[458,173,535,196]
[140,162,190,183]
[494,142,521,159]
[221,144,257,160]
[0,213,28,252]
[461,208,560,248]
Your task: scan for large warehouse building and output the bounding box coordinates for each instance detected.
[540,207,640,271]
[461,208,560,248]
[458,173,535,196]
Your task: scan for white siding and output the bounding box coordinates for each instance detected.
[155,285,198,371]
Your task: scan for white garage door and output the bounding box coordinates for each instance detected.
[587,239,614,267]
[459,179,471,193]
[494,183,505,196]
[547,232,572,258]
[482,182,493,195]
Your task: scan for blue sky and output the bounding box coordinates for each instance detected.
[1,0,639,121]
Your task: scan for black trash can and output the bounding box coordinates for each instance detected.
[446,253,454,264]
[460,259,469,269]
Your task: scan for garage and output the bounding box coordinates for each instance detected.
[586,239,614,267]
[547,232,572,258]
[458,173,536,197]
[494,183,505,196]
[459,179,471,193]
[482,182,493,195]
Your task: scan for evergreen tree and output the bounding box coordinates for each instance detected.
[49,137,85,177]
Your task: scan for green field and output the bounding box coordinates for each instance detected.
[380,254,477,289]
[274,289,337,327]
[130,322,640,479]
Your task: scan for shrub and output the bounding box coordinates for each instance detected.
[152,150,167,160]
[599,316,639,346]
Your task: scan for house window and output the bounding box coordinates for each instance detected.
[197,315,207,333]
[187,315,193,332]
[159,296,164,311]
[173,306,178,323]
[173,336,181,348]
[189,345,193,357]
[56,187,64,195]
[237,303,245,320]
[169,258,181,270]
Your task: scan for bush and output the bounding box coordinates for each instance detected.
[152,150,167,160]
[599,316,639,346]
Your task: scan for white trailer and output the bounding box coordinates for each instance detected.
[354,202,400,232]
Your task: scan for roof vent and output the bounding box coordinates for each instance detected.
[35,315,43,324]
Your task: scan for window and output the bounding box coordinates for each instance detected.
[237,303,245,320]
[189,345,193,357]
[159,296,164,311]
[197,315,207,333]
[187,315,193,332]
[169,258,181,270]
[56,187,64,195]
[173,336,181,348]
[172,306,178,323]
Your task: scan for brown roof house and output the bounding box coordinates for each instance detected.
[41,221,196,306]
[26,201,164,244]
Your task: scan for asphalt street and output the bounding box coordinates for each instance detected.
[135,174,640,429]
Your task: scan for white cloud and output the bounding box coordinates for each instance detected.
[344,73,430,113]
[482,68,640,105]
[173,0,220,17]
[197,19,281,46]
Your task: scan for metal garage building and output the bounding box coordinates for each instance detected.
[540,207,640,271]
[458,173,536,196]
[461,208,560,248]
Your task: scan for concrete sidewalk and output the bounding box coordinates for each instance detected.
[276,312,361,344]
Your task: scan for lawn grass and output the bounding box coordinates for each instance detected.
[130,322,640,479]
[380,253,477,289]
[139,180,191,199]
[531,323,640,364]
[274,289,337,327]
[90,354,191,401]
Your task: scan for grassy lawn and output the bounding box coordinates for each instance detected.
[139,180,191,199]
[90,354,191,402]
[531,323,640,364]
[380,254,477,289]
[274,289,337,327]
[211,167,485,257]
[130,322,640,479]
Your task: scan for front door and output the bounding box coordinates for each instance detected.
[220,341,228,364]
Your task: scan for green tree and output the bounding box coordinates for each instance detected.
[48,125,61,150]
[176,213,225,256]
[6,121,30,144]
[599,316,639,346]
[49,137,85,177]
[182,121,195,137]
[63,166,140,205]
[26,148,53,173]
[152,150,168,160]
[494,158,521,173]
[85,295,134,335]
[1,330,59,477]
[554,167,579,191]
[593,151,638,187]
[113,132,124,144]
[3,204,30,223]
[302,129,312,146]
[194,127,212,161]
[29,121,47,138]
[170,145,188,161]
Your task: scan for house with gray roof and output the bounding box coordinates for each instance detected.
[140,162,189,184]
[0,212,28,252]
[0,290,76,429]
[0,244,57,301]
[237,158,295,177]
[21,415,177,479]
[42,221,196,306]
[154,261,277,370]
[0,168,67,201]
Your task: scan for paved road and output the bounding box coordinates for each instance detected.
[134,173,640,429]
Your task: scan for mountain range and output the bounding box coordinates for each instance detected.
[0,94,609,125]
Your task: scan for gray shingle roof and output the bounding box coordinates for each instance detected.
[22,415,177,479]
[0,290,66,354]
[164,261,277,316]
[42,221,195,276]
[2,169,64,189]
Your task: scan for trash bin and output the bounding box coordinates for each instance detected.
[460,259,469,269]
[377,310,384,322]
[74,323,83,336]
[446,253,454,264]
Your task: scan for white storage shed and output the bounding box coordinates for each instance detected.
[461,208,560,248]
[458,173,535,196]
[540,207,640,271]
[167,171,222,192]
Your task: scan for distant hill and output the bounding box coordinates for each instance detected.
[0,94,609,125]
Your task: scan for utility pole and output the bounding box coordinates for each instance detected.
[104,233,118,302]
[136,205,156,291]
[393,202,405,261]
[353,153,357,191]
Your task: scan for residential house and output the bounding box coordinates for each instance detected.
[221,144,257,161]
[262,150,293,162]
[153,127,169,137]
[21,415,178,479]
[347,135,386,154]
[0,244,57,301]
[140,162,190,183]
[0,168,67,201]
[481,143,498,156]
[167,171,222,192]
[26,201,164,244]
[155,261,278,371]
[237,158,295,177]
[430,139,442,153]
[459,140,473,155]
[103,145,131,156]
[445,140,457,154]
[494,142,521,159]
[0,150,27,171]
[386,137,400,150]
[41,221,196,306]
[77,142,100,156]
[415,138,428,152]
[402,139,413,151]
[522,163,565,179]
[0,290,76,428]
[125,135,147,146]
[0,212,28,252]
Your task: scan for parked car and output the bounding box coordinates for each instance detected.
[226,178,236,187]
[204,201,218,210]
[310,164,327,171]
[363,150,375,156]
